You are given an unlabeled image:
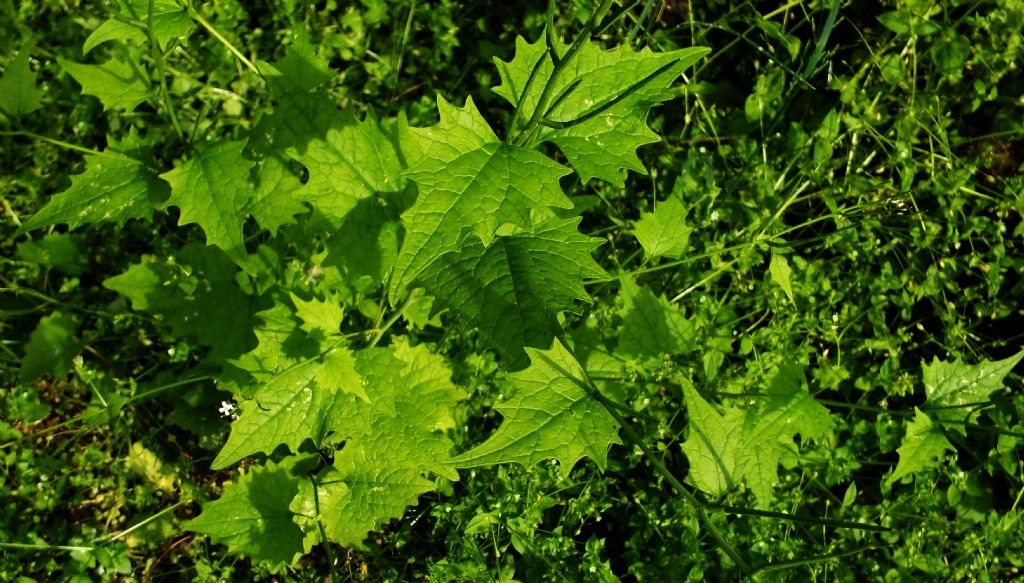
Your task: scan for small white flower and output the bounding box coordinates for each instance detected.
[709,209,720,223]
[218,400,238,419]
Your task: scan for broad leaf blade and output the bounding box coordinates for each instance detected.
[632,195,691,259]
[414,218,604,366]
[161,140,255,261]
[886,408,954,486]
[290,341,464,548]
[19,153,167,233]
[453,340,621,475]
[616,278,694,357]
[20,311,82,382]
[495,36,709,185]
[103,243,255,362]
[213,361,334,469]
[923,350,1024,409]
[186,461,305,566]
[59,54,150,111]
[769,252,796,303]
[259,57,401,226]
[390,96,572,300]
[736,364,833,504]
[291,448,435,549]
[680,380,744,495]
[0,45,44,117]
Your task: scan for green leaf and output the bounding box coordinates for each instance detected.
[85,0,195,53]
[680,379,744,496]
[0,45,44,118]
[217,339,460,470]
[616,277,694,358]
[246,153,309,235]
[161,140,255,261]
[59,54,150,112]
[923,350,1023,410]
[289,341,463,548]
[15,232,87,275]
[933,33,970,77]
[266,31,334,92]
[769,252,795,303]
[390,96,572,299]
[20,311,82,382]
[19,152,168,233]
[494,35,708,186]
[453,340,621,476]
[886,408,954,486]
[103,243,255,362]
[83,20,146,54]
[230,300,320,384]
[324,190,409,291]
[186,460,305,567]
[877,10,910,35]
[213,360,344,469]
[316,347,367,402]
[413,218,604,366]
[291,448,435,549]
[680,365,833,505]
[922,350,1024,435]
[259,56,401,226]
[632,195,691,259]
[289,292,344,338]
[736,364,833,504]
[133,0,196,49]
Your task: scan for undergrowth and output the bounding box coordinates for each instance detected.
[2,0,1023,581]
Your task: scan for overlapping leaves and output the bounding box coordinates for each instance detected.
[681,365,834,505]
[13,11,715,566]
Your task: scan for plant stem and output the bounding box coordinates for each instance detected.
[708,504,889,532]
[1,196,22,226]
[187,4,261,76]
[513,0,615,147]
[0,130,137,162]
[0,542,94,553]
[311,476,340,582]
[128,376,213,404]
[368,290,420,348]
[94,499,190,543]
[147,0,185,141]
[749,545,886,577]
[584,381,752,574]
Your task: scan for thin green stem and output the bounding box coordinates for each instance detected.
[627,0,656,45]
[389,2,416,103]
[148,0,185,140]
[513,0,615,147]
[311,476,340,581]
[187,4,261,76]
[709,504,890,533]
[0,130,137,162]
[2,196,22,226]
[749,545,887,577]
[0,542,94,553]
[128,376,213,404]
[94,500,190,543]
[368,290,420,348]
